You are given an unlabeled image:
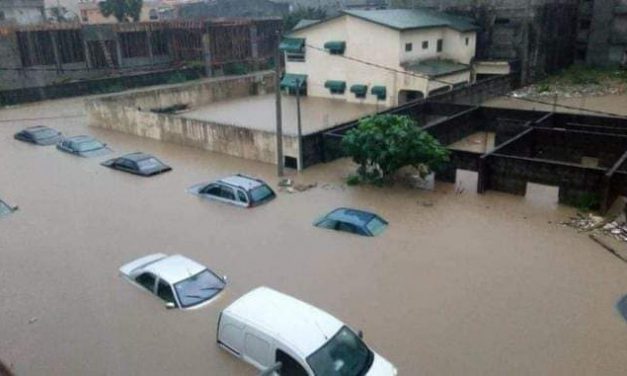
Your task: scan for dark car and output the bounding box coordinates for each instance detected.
[0,199,18,218]
[101,152,172,177]
[188,174,276,208]
[618,295,627,322]
[314,208,388,237]
[57,135,111,157]
[14,126,62,145]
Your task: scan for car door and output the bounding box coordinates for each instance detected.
[200,184,223,201]
[115,159,135,172]
[219,185,238,205]
[242,327,273,371]
[156,279,178,307]
[235,189,249,207]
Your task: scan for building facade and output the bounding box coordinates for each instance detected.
[177,0,290,19]
[576,0,627,67]
[0,0,45,25]
[391,0,580,84]
[0,18,281,90]
[281,9,477,107]
[78,0,177,24]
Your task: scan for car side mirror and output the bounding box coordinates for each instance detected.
[222,275,228,282]
[12,206,18,211]
[165,302,176,310]
[259,362,282,376]
[358,330,364,339]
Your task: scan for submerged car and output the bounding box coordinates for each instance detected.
[188,174,276,208]
[0,199,18,218]
[57,135,111,157]
[14,126,62,145]
[314,208,388,237]
[119,254,226,310]
[217,287,398,375]
[101,152,172,176]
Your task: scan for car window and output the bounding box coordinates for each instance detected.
[135,272,156,291]
[220,186,235,200]
[316,219,337,229]
[276,350,308,376]
[250,185,275,203]
[203,184,222,196]
[0,201,13,217]
[237,190,248,203]
[116,159,133,169]
[366,217,388,236]
[136,158,162,171]
[157,280,176,304]
[336,222,356,234]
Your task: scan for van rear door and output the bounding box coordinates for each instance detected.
[217,313,245,357]
[242,327,273,370]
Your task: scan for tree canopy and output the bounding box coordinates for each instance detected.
[342,115,450,183]
[99,0,143,23]
[283,6,328,31]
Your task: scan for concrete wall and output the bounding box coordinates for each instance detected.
[85,72,299,165]
[0,0,44,25]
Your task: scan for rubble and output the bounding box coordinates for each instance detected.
[511,83,624,99]
[278,180,317,194]
[562,211,627,243]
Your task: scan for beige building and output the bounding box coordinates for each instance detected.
[78,0,177,24]
[281,9,478,107]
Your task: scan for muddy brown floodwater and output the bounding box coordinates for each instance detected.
[1,96,627,376]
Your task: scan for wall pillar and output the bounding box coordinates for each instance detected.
[50,31,63,73]
[201,31,212,77]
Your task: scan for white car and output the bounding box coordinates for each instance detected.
[119,254,226,310]
[217,287,398,375]
[188,174,276,208]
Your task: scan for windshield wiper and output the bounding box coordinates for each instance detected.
[185,294,204,300]
[200,285,223,291]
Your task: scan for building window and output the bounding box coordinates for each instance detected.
[0,11,5,21]
[149,9,158,20]
[151,30,168,56]
[57,30,85,64]
[437,39,443,52]
[16,31,56,66]
[119,32,149,58]
[81,10,88,22]
[286,51,305,62]
[405,43,412,52]
[465,37,469,46]
[494,18,510,25]
[422,41,428,49]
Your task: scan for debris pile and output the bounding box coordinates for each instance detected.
[511,84,624,99]
[277,178,317,194]
[561,212,606,232]
[602,221,627,242]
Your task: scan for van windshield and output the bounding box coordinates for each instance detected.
[306,326,373,376]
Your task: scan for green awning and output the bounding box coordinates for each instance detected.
[280,74,307,90]
[279,38,305,53]
[350,84,368,96]
[325,80,346,94]
[371,86,387,100]
[324,41,346,54]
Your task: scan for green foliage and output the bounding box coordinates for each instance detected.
[283,6,328,31]
[97,82,125,94]
[346,174,361,186]
[166,72,188,85]
[99,0,143,22]
[545,65,627,86]
[536,82,551,93]
[341,115,450,184]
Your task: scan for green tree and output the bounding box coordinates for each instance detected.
[283,6,328,31]
[99,0,143,22]
[342,115,450,183]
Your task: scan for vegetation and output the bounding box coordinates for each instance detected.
[283,6,328,31]
[342,115,450,184]
[99,0,143,22]
[223,63,249,76]
[538,65,627,87]
[574,192,601,212]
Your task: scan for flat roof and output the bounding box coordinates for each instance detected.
[403,59,471,78]
[180,94,381,136]
[223,287,343,358]
[145,255,206,284]
[220,175,263,190]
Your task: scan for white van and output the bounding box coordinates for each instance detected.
[217,287,397,375]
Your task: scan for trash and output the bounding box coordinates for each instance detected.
[28,317,38,324]
[294,182,317,192]
[418,200,434,207]
[563,211,627,243]
[278,178,293,187]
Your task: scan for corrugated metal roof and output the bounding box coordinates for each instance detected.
[403,58,470,77]
[292,19,320,31]
[343,8,478,32]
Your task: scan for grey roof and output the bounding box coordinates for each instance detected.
[342,8,478,32]
[403,59,471,77]
[293,19,320,31]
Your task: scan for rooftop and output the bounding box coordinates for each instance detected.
[343,8,478,32]
[403,58,470,77]
[145,255,206,284]
[220,175,264,190]
[223,287,343,358]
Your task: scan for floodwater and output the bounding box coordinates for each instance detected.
[1,97,627,376]
[182,94,382,135]
[448,131,496,153]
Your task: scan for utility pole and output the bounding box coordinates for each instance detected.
[296,79,303,171]
[274,34,284,177]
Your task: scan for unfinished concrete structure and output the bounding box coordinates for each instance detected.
[0,0,45,26]
[575,0,627,67]
[0,18,282,92]
[391,0,580,84]
[178,0,290,19]
[322,91,627,211]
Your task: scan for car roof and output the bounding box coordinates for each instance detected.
[223,287,343,358]
[25,125,54,133]
[219,175,265,191]
[325,208,380,226]
[144,254,207,284]
[121,152,153,162]
[67,135,96,143]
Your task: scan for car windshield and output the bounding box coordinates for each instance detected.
[0,201,13,217]
[76,140,105,152]
[366,217,387,236]
[174,269,225,308]
[136,158,163,171]
[307,326,373,376]
[32,128,58,139]
[250,185,274,203]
